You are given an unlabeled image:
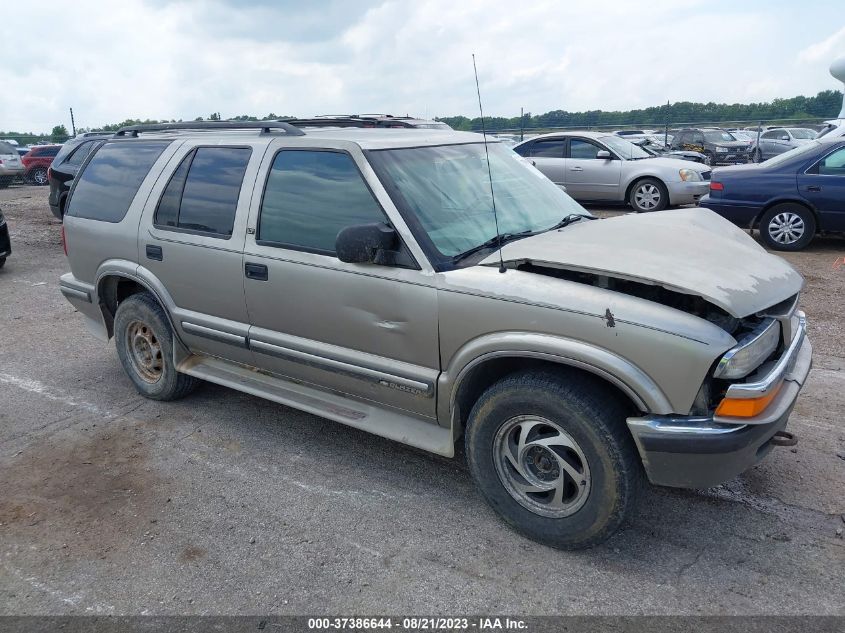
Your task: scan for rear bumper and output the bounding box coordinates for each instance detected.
[627,316,812,488]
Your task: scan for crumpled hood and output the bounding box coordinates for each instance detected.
[483,208,803,318]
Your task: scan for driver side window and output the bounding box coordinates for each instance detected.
[568,139,602,159]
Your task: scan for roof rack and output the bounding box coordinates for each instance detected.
[113,120,306,137]
[288,116,416,128]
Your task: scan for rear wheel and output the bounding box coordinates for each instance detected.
[114,292,199,400]
[759,203,816,251]
[629,177,668,212]
[29,167,48,186]
[465,371,643,549]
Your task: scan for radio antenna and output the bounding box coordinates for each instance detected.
[472,53,506,274]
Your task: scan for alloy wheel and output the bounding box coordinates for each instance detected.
[634,183,661,211]
[493,415,591,518]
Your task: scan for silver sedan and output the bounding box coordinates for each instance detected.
[513,131,711,212]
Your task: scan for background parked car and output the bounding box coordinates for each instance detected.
[699,137,845,250]
[513,131,710,211]
[634,137,710,165]
[48,133,112,219]
[21,144,62,185]
[0,141,26,188]
[750,127,817,162]
[670,128,750,165]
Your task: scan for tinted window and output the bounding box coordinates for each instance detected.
[258,150,385,254]
[34,146,61,157]
[66,141,170,222]
[513,142,531,157]
[65,141,96,167]
[762,130,782,139]
[569,139,602,159]
[0,141,17,155]
[530,139,565,158]
[154,147,251,237]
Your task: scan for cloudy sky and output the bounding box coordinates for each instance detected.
[2,0,845,132]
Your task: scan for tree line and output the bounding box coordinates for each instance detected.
[2,91,842,143]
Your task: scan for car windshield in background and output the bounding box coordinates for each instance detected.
[761,140,820,167]
[704,130,736,142]
[600,135,651,160]
[789,128,817,139]
[368,143,589,258]
[0,141,18,155]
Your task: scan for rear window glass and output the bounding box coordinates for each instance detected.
[65,141,96,167]
[66,141,170,222]
[154,146,251,237]
[0,141,17,155]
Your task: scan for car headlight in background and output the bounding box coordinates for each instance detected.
[715,146,729,153]
[679,168,702,182]
[713,319,780,379]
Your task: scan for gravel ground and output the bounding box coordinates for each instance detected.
[0,185,843,616]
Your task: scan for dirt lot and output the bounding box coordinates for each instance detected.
[0,185,843,615]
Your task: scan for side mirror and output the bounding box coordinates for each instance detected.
[780,135,790,141]
[336,222,398,264]
[596,150,612,160]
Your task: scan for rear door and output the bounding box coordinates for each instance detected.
[800,144,845,231]
[138,142,262,365]
[242,140,440,418]
[526,138,566,187]
[564,137,622,200]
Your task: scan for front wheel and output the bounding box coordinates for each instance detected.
[114,292,199,400]
[629,178,668,212]
[759,204,816,251]
[465,371,643,549]
[29,167,49,186]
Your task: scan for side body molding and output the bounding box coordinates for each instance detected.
[438,332,674,427]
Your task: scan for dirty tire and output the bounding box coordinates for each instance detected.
[759,203,816,251]
[465,371,643,549]
[629,177,668,212]
[114,292,199,400]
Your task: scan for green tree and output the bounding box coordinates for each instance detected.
[51,125,69,142]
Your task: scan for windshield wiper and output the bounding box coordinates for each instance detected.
[547,213,596,231]
[452,230,533,264]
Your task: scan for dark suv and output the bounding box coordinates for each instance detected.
[48,133,112,219]
[670,128,750,165]
[21,145,63,185]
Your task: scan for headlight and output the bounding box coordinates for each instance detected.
[679,168,702,182]
[715,146,729,153]
[713,319,780,379]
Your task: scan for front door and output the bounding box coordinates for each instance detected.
[564,138,622,200]
[242,144,440,418]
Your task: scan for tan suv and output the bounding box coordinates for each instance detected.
[60,121,812,549]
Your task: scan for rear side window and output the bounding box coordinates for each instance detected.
[65,141,96,167]
[258,150,386,254]
[66,141,170,222]
[530,139,565,158]
[154,146,251,238]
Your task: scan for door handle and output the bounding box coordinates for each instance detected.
[806,185,821,192]
[570,166,584,172]
[244,262,268,281]
[145,244,163,261]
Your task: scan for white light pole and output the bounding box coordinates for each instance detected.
[831,56,845,119]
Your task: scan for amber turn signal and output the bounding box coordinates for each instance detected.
[715,383,782,418]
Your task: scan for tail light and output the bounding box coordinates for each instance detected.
[710,181,724,191]
[61,224,68,256]
[47,167,52,181]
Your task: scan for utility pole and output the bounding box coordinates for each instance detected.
[664,100,669,146]
[520,107,524,141]
[69,107,76,136]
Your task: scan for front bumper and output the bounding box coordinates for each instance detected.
[627,314,812,488]
[713,152,750,165]
[667,180,710,205]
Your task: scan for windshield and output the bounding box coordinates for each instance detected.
[368,143,590,260]
[704,130,736,143]
[788,128,816,139]
[599,135,651,159]
[761,140,820,167]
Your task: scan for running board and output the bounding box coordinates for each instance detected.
[178,355,455,457]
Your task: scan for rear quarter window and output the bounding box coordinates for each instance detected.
[66,141,170,223]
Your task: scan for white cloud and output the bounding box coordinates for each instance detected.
[0,0,842,132]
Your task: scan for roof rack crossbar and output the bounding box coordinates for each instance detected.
[113,120,306,137]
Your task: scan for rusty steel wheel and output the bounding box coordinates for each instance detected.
[125,320,164,383]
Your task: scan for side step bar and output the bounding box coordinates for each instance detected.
[177,355,455,457]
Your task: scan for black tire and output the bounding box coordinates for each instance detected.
[0,257,5,269]
[114,292,199,400]
[628,177,668,212]
[752,148,763,163]
[28,167,49,186]
[465,371,643,549]
[759,203,816,251]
